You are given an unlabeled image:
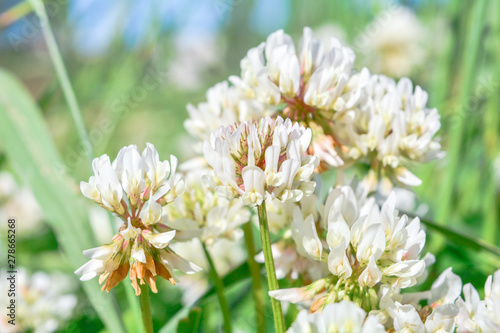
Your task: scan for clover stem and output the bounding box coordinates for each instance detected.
[257,201,286,333]
[243,220,266,333]
[139,284,154,333]
[202,242,232,333]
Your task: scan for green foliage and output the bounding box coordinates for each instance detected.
[177,308,202,333]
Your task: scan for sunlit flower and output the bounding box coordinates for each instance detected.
[77,143,200,295]
[202,116,318,206]
[287,301,385,333]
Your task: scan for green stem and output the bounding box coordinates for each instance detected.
[257,202,285,333]
[139,284,154,333]
[202,243,232,333]
[125,282,142,333]
[242,221,266,333]
[29,0,94,166]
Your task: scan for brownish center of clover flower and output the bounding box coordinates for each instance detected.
[223,120,287,189]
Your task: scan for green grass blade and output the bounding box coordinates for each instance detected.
[28,0,94,166]
[432,0,488,252]
[0,69,125,333]
[481,0,500,244]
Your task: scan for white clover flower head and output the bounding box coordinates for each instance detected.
[271,185,429,313]
[81,143,185,217]
[336,74,444,191]
[77,143,201,295]
[287,301,385,333]
[202,116,318,206]
[235,27,365,115]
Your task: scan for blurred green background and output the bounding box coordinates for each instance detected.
[0,0,498,332]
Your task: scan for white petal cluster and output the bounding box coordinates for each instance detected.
[371,267,500,333]
[163,174,251,246]
[0,268,77,333]
[364,268,500,333]
[323,186,426,287]
[232,28,367,114]
[287,301,385,333]
[271,185,428,310]
[80,143,185,215]
[203,116,318,206]
[184,81,271,148]
[337,75,443,188]
[374,268,461,332]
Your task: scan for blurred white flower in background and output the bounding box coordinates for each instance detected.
[309,23,347,48]
[168,36,221,90]
[494,156,500,193]
[185,81,272,152]
[170,238,246,305]
[355,7,426,77]
[392,187,429,217]
[0,172,44,234]
[164,171,251,246]
[87,206,119,245]
[0,268,77,333]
